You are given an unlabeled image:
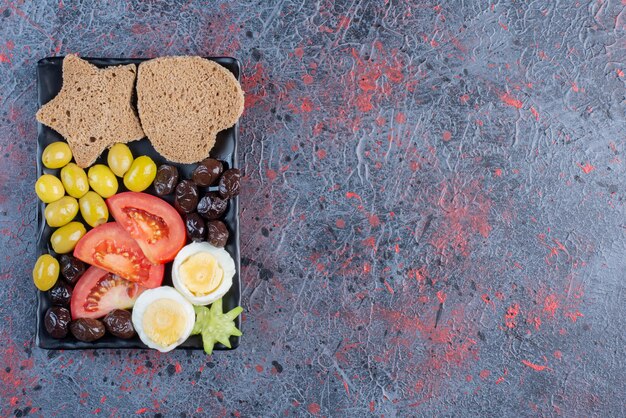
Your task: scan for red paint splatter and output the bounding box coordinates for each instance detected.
[521,359,547,371]
[368,214,380,227]
[479,369,491,380]
[436,290,447,304]
[307,403,321,415]
[0,53,10,64]
[336,219,345,228]
[174,362,182,374]
[409,267,427,282]
[543,294,559,317]
[481,294,494,308]
[530,106,540,120]
[362,236,376,249]
[131,23,150,34]
[395,112,406,124]
[316,149,327,159]
[617,69,624,77]
[369,401,375,412]
[500,93,523,109]
[312,122,324,136]
[577,162,595,174]
[383,280,394,295]
[460,94,470,104]
[357,70,378,91]
[375,304,478,407]
[564,310,584,322]
[242,63,267,109]
[442,130,452,141]
[294,47,304,59]
[429,178,492,257]
[346,191,362,200]
[530,315,542,330]
[504,303,520,329]
[266,169,277,180]
[349,47,405,113]
[135,408,149,414]
[301,97,314,112]
[255,364,264,373]
[356,93,374,112]
[302,74,313,84]
[554,350,562,360]
[494,168,502,177]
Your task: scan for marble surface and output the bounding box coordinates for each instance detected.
[0,1,624,416]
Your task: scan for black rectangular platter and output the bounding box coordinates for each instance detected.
[35,56,242,351]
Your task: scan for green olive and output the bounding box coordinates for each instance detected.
[50,222,86,254]
[45,196,79,227]
[79,191,109,227]
[123,155,157,192]
[60,163,89,198]
[108,143,134,177]
[88,164,118,198]
[35,174,65,203]
[33,254,59,291]
[42,142,72,169]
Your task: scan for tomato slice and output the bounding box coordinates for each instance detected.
[71,266,146,319]
[74,222,164,288]
[107,192,186,264]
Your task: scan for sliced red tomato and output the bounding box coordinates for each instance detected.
[71,266,146,319]
[74,222,164,288]
[107,192,186,264]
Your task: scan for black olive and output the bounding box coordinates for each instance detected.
[206,220,229,247]
[70,318,105,342]
[153,164,179,196]
[44,307,71,339]
[103,309,135,339]
[218,168,240,199]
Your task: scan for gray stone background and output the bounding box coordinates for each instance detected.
[0,0,625,417]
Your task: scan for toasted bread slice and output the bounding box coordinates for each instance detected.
[36,54,144,168]
[137,56,244,164]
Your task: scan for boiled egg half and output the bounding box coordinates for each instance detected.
[172,242,235,305]
[132,286,195,352]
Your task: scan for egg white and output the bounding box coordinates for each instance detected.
[172,242,236,305]
[131,286,195,352]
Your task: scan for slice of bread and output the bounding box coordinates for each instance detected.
[36,54,145,168]
[137,56,244,164]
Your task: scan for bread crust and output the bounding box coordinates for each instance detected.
[36,54,144,168]
[137,56,244,164]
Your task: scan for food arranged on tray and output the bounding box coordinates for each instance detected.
[34,54,244,353]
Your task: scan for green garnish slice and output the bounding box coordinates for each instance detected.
[191,298,243,355]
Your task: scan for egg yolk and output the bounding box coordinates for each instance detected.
[179,252,223,296]
[142,299,187,347]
